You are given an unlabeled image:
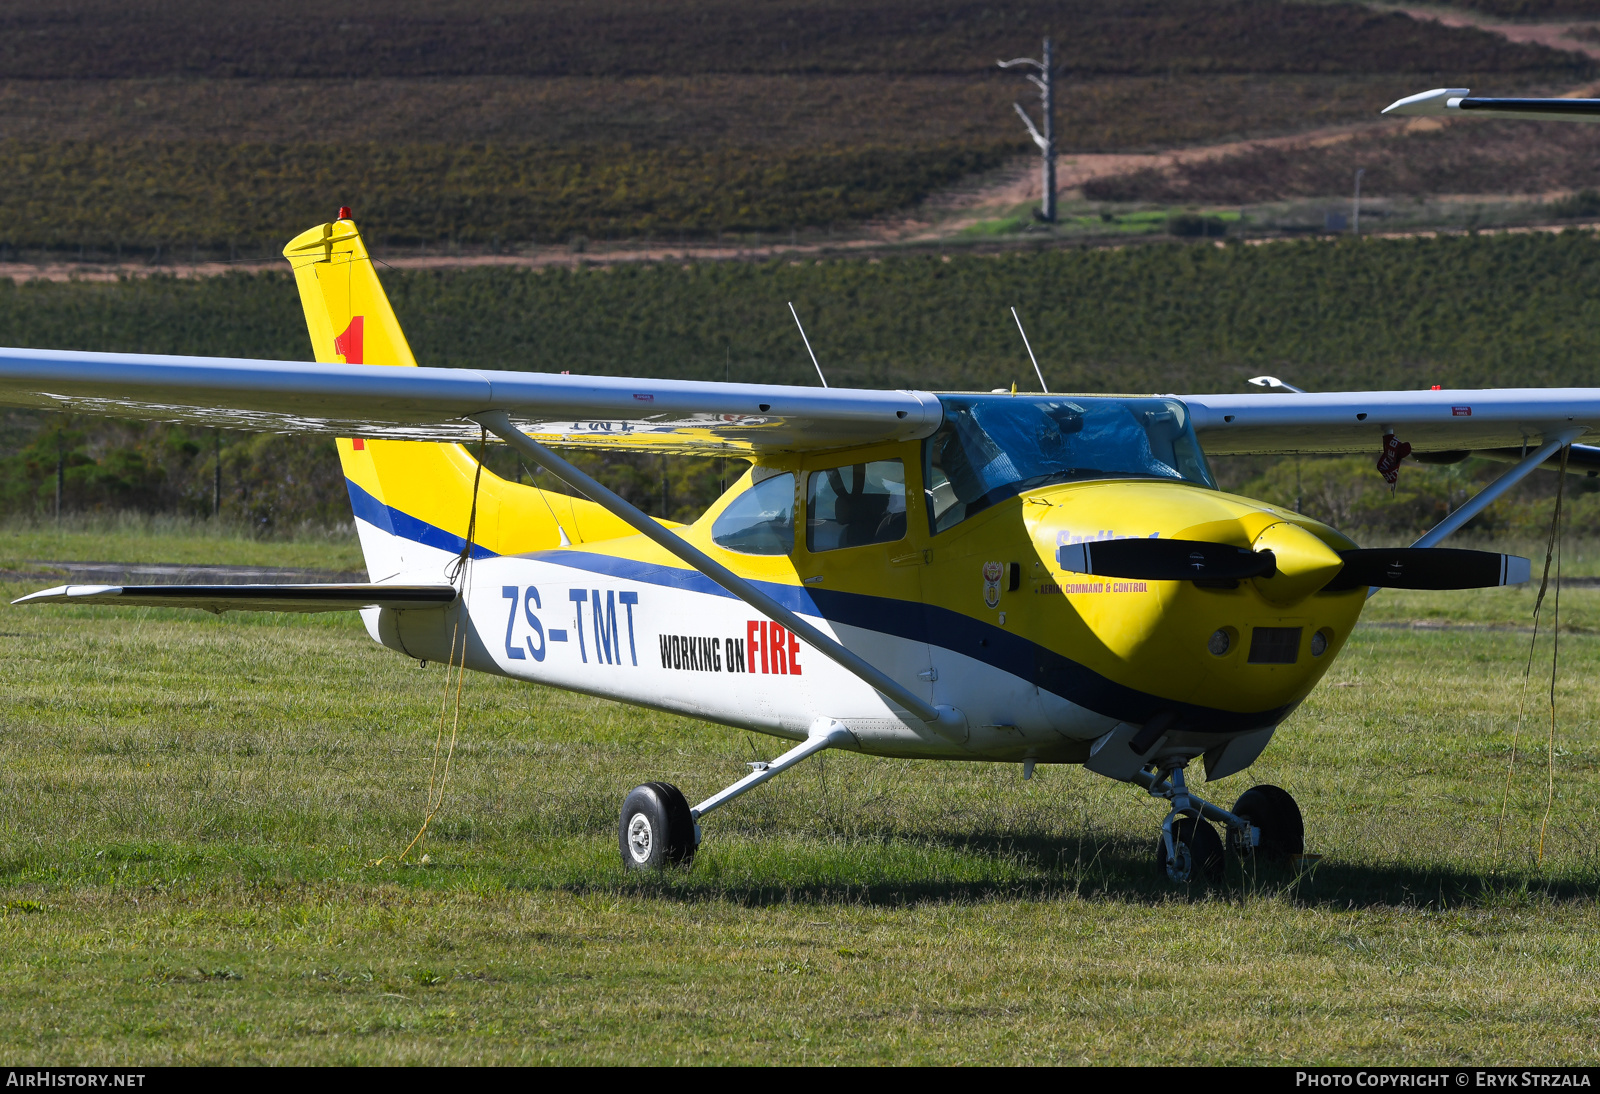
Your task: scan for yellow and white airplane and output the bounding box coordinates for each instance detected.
[3,91,1595,883]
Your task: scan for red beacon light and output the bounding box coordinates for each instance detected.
[337,206,352,221]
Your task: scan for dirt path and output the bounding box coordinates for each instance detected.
[1386,4,1600,62]
[896,119,1433,241]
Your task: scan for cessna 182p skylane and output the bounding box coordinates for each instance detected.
[3,87,1595,883]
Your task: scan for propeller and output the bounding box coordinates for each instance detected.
[1323,548,1530,591]
[1057,539,1276,581]
[1058,540,1529,591]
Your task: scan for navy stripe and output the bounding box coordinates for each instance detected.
[530,548,1289,733]
[345,480,497,560]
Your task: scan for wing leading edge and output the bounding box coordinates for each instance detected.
[0,347,941,456]
[4,348,1597,457]
[1184,389,1597,456]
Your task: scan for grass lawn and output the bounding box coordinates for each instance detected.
[0,573,1598,1063]
[0,516,363,573]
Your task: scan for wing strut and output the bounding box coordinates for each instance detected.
[1412,429,1582,548]
[472,410,965,737]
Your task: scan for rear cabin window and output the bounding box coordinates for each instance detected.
[711,472,795,555]
[806,460,907,552]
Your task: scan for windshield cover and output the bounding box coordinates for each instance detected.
[925,395,1215,533]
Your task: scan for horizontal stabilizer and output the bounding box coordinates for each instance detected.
[1058,538,1276,581]
[11,583,458,614]
[1324,549,1530,591]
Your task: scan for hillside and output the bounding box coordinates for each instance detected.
[0,0,1589,254]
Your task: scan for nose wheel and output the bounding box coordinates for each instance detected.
[1139,765,1304,883]
[1156,815,1224,882]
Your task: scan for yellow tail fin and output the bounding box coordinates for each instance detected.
[282,213,635,578]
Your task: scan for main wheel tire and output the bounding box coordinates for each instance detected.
[619,782,697,871]
[1155,816,1224,882]
[1230,784,1304,864]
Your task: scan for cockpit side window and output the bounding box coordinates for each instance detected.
[806,460,906,552]
[711,472,795,555]
[925,395,1215,534]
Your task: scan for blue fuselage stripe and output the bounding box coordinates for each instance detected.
[345,480,498,560]
[529,549,1291,733]
[347,483,1288,732]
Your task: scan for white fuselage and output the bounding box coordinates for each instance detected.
[360,540,1118,763]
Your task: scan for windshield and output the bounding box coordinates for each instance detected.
[924,395,1215,533]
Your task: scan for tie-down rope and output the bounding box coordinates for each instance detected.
[1494,443,1568,868]
[380,427,487,866]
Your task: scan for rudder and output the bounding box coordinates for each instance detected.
[282,211,636,579]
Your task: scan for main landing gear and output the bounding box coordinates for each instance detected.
[619,718,855,872]
[1136,765,1304,883]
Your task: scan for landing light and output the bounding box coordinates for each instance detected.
[1311,629,1331,657]
[1208,629,1232,656]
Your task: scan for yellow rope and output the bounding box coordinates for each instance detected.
[1537,446,1570,865]
[376,428,487,868]
[1494,445,1568,867]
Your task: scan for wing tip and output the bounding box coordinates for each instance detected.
[11,584,121,606]
[1382,87,1469,116]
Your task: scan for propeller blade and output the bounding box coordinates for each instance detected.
[1057,538,1276,581]
[1325,548,1531,591]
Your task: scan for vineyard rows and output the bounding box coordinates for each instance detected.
[5,229,1600,531]
[0,0,1579,80]
[4,230,1599,389]
[0,141,1013,250]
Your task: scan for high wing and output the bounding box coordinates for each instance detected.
[0,347,939,455]
[1184,389,1599,456]
[4,350,1598,457]
[12,583,457,613]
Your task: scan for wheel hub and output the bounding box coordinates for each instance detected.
[626,812,653,863]
[1164,839,1193,882]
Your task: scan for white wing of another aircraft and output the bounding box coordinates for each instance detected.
[1383,87,1600,122]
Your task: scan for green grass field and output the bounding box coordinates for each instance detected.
[0,514,363,573]
[2,538,1599,1063]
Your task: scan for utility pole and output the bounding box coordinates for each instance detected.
[213,429,222,517]
[999,37,1057,223]
[1352,168,1365,237]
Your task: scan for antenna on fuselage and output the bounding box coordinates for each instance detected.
[1010,307,1049,393]
[788,301,828,388]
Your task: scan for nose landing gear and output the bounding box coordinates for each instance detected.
[1155,814,1224,882]
[1138,765,1302,882]
[1141,765,1236,882]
